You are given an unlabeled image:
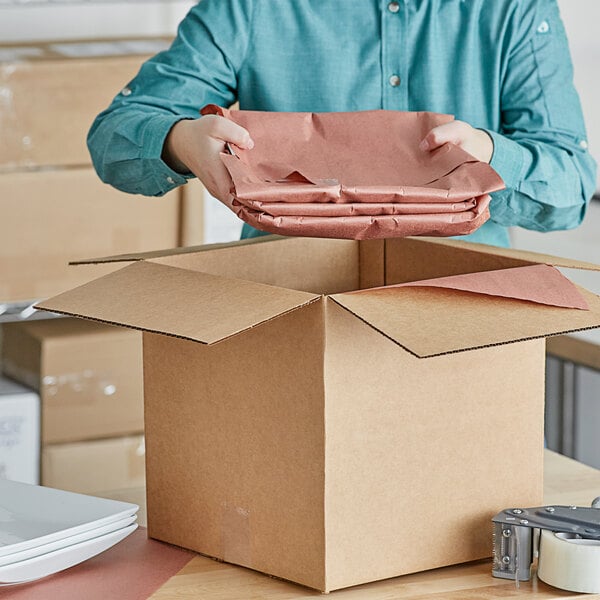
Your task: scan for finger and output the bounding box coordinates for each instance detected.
[420,121,466,151]
[204,115,254,149]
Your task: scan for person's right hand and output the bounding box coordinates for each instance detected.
[162,115,254,200]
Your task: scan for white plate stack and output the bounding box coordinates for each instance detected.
[0,478,139,585]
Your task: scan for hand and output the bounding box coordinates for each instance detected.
[162,115,254,200]
[420,120,494,163]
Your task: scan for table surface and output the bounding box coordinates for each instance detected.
[149,450,600,599]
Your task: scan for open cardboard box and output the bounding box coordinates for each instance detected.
[37,235,600,592]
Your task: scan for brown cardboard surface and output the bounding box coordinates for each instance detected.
[70,233,600,279]
[332,285,600,358]
[180,178,205,246]
[2,318,143,443]
[151,237,359,294]
[36,235,600,592]
[71,236,359,295]
[37,261,320,344]
[323,299,544,590]
[373,264,590,310]
[143,300,327,591]
[389,237,600,277]
[42,435,145,494]
[0,37,170,170]
[0,167,180,303]
[385,237,600,287]
[358,240,386,289]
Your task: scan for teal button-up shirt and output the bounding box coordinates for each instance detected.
[88,0,597,247]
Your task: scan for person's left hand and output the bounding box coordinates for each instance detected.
[420,120,494,163]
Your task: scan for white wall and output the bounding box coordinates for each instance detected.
[558,0,600,190]
[0,2,195,41]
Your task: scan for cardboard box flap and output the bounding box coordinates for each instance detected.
[69,235,285,265]
[332,266,600,357]
[365,265,590,310]
[414,237,600,272]
[36,261,319,344]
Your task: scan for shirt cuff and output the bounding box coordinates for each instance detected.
[484,129,531,190]
[140,114,195,194]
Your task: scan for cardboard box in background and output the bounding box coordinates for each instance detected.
[0,167,181,303]
[2,318,143,444]
[182,177,243,246]
[0,37,171,170]
[42,434,145,495]
[180,178,205,247]
[37,236,600,592]
[0,375,40,485]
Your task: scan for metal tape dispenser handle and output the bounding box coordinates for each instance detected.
[492,497,600,591]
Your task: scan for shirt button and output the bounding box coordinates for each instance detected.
[166,176,175,184]
[537,20,549,33]
[388,1,400,13]
[580,139,589,150]
[389,74,401,87]
[120,86,132,96]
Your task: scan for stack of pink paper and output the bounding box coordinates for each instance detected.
[202,105,505,240]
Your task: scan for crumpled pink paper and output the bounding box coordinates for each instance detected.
[201,104,505,240]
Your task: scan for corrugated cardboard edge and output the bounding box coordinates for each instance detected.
[34,300,323,348]
[329,296,600,359]
[70,235,600,273]
[412,237,600,272]
[68,234,287,265]
[36,261,322,346]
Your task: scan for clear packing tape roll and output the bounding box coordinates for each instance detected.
[538,529,600,594]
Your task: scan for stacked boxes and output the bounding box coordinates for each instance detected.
[2,318,145,506]
[0,37,207,503]
[0,37,206,304]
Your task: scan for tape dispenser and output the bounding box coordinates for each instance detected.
[492,497,600,593]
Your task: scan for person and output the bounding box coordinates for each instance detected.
[87,0,597,247]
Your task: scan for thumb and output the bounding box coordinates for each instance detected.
[207,116,254,150]
[420,121,465,151]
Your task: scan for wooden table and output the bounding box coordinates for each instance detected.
[150,450,600,599]
[547,334,600,373]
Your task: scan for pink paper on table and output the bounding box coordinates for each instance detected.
[201,104,505,240]
[353,264,589,310]
[1,528,193,600]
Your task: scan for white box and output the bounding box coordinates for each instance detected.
[0,376,40,484]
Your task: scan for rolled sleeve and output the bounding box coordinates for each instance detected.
[486,129,531,190]
[87,0,255,197]
[487,0,597,232]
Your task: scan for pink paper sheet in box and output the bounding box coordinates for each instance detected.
[202,104,505,240]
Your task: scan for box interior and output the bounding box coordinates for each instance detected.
[152,237,362,295]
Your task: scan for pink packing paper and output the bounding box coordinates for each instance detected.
[353,264,589,310]
[201,104,505,240]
